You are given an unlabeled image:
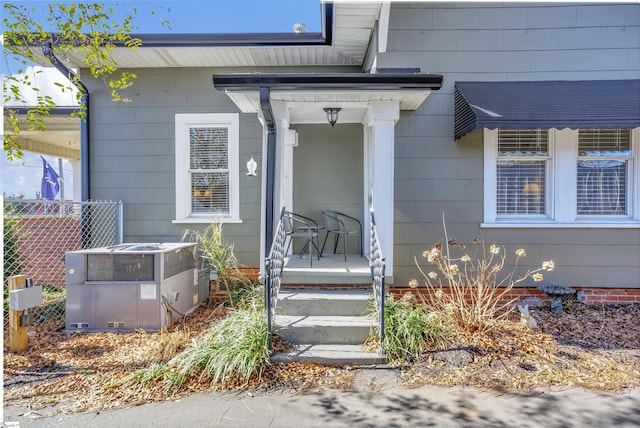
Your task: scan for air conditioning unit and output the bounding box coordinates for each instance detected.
[65,243,204,332]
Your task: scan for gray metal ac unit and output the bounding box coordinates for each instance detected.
[65,243,201,332]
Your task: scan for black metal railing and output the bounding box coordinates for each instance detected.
[369,209,386,355]
[265,208,287,351]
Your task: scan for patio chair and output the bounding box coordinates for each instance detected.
[320,210,363,262]
[282,210,322,267]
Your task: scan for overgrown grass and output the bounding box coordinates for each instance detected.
[128,286,269,389]
[183,222,247,307]
[371,293,445,362]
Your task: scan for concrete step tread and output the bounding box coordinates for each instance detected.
[275,315,376,328]
[278,289,372,301]
[270,344,386,365]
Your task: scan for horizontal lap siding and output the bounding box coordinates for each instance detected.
[383,3,640,288]
[292,124,364,254]
[87,69,262,266]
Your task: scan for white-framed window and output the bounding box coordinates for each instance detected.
[483,127,639,227]
[174,113,241,224]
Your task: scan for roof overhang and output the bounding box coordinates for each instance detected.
[455,80,640,140]
[4,107,80,159]
[14,2,385,69]
[212,72,444,122]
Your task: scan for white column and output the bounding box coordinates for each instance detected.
[283,129,298,214]
[256,101,293,271]
[71,159,81,202]
[271,101,291,218]
[365,101,399,278]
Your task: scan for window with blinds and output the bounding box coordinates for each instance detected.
[189,127,230,214]
[496,129,548,215]
[577,129,631,216]
[175,113,239,223]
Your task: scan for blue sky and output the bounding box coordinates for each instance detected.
[2,0,322,36]
[2,0,322,199]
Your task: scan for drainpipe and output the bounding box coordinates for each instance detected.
[259,87,276,256]
[43,42,92,248]
[42,42,90,202]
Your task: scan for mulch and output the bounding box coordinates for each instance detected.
[3,300,639,416]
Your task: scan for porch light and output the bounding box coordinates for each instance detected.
[246,152,260,176]
[323,107,341,127]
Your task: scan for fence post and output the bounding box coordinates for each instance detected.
[8,275,28,352]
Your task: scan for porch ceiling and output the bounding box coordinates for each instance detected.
[225,89,433,123]
[4,111,81,160]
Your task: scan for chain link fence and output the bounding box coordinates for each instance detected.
[3,199,123,327]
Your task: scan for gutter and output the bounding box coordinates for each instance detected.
[212,73,443,91]
[8,107,80,116]
[42,42,90,201]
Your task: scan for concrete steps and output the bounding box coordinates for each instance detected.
[271,344,386,365]
[271,289,385,365]
[274,314,374,344]
[277,289,371,316]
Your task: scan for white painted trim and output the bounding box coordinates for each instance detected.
[172,218,243,225]
[174,113,240,223]
[481,222,640,229]
[633,128,640,220]
[377,2,390,54]
[483,128,498,223]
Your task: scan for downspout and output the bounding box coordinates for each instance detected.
[259,87,276,256]
[43,42,92,248]
[42,42,90,201]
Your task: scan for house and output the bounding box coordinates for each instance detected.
[21,1,640,306]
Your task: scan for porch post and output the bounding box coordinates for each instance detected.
[366,101,399,279]
[271,101,292,218]
[283,129,298,216]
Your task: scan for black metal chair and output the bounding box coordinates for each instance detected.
[320,210,363,262]
[282,210,322,267]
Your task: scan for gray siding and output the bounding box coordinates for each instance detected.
[382,2,640,287]
[292,124,364,254]
[87,68,263,266]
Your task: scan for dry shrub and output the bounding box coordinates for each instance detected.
[144,327,191,364]
[414,219,554,335]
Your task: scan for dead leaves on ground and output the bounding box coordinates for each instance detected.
[3,301,640,416]
[403,302,640,392]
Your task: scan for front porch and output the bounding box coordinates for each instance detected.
[282,253,373,286]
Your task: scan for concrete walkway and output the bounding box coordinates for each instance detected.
[4,375,639,427]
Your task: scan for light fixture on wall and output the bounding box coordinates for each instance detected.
[323,107,341,127]
[246,152,261,176]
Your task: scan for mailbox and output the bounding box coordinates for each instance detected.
[9,286,43,311]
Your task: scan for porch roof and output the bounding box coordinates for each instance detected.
[454,80,640,140]
[212,72,444,116]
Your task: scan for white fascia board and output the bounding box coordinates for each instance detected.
[378,2,390,53]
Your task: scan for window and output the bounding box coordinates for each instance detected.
[577,129,630,216]
[484,127,639,227]
[496,129,549,217]
[174,113,240,223]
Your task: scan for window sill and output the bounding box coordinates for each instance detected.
[173,218,243,225]
[481,222,640,229]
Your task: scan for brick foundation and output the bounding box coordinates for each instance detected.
[228,267,640,305]
[389,286,640,306]
[574,287,640,304]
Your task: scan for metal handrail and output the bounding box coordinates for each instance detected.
[265,208,287,351]
[369,209,386,355]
